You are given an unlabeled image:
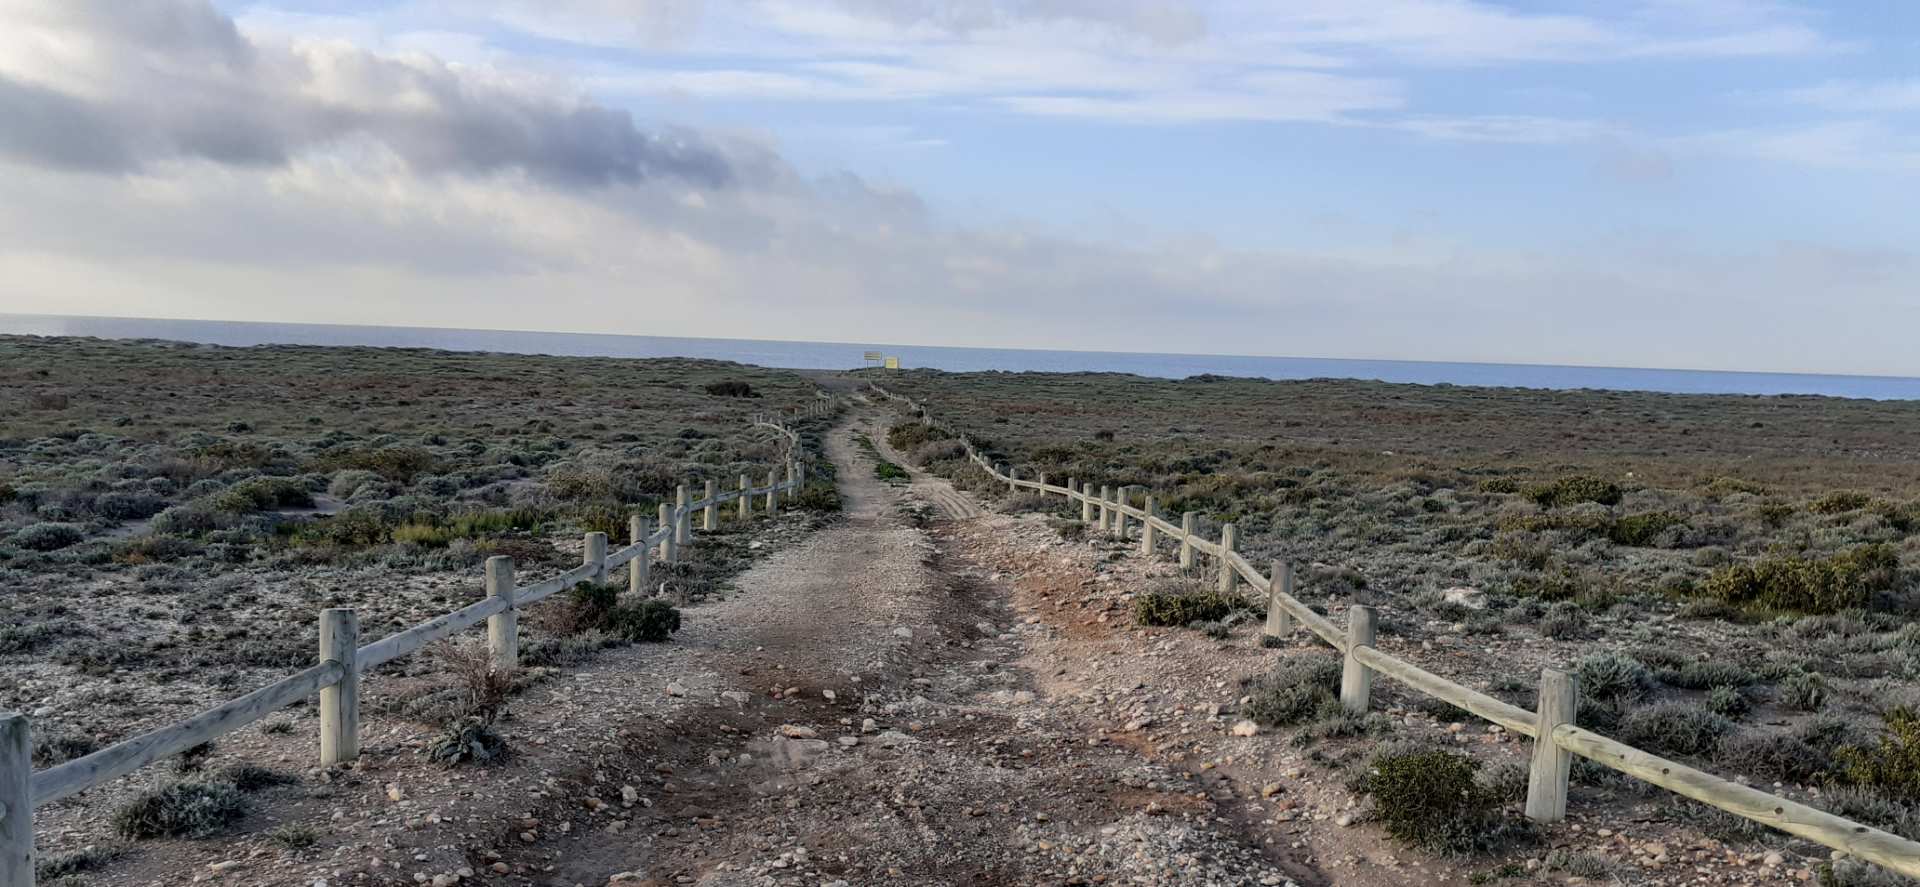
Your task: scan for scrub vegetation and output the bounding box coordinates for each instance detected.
[872,367,1920,867]
[0,335,837,815]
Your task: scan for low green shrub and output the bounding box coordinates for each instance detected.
[1698,545,1899,615]
[1358,746,1518,854]
[1656,661,1755,690]
[1714,729,1823,782]
[1836,707,1920,801]
[1810,491,1875,515]
[1617,702,1733,757]
[609,598,682,643]
[702,380,759,398]
[209,476,312,514]
[424,718,511,767]
[1608,511,1689,547]
[1537,602,1587,639]
[1243,655,1342,727]
[112,781,250,839]
[1781,671,1829,711]
[1575,652,1651,703]
[1527,475,1623,508]
[13,522,84,551]
[1133,588,1245,627]
[1705,685,1750,718]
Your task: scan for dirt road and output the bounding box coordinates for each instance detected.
[500,413,1322,886]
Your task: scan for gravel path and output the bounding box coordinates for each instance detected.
[500,414,1319,886]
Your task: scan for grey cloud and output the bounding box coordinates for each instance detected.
[0,0,736,187]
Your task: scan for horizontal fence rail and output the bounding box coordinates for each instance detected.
[866,382,1920,880]
[0,403,837,887]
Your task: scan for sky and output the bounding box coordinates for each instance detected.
[0,0,1915,376]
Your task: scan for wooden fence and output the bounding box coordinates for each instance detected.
[869,383,1920,879]
[0,404,831,887]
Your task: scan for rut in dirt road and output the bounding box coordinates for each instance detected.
[500,413,1321,887]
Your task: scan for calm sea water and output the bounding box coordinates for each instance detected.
[8,313,1920,400]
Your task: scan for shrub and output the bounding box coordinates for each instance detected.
[217,764,297,792]
[1656,661,1755,690]
[1609,511,1688,547]
[1715,729,1823,782]
[609,598,683,643]
[1699,545,1899,615]
[431,641,517,724]
[34,845,127,881]
[1836,707,1920,801]
[1244,655,1342,727]
[1537,602,1588,639]
[1527,475,1623,508]
[13,522,84,551]
[1617,702,1733,757]
[112,781,250,839]
[314,447,436,482]
[1576,652,1651,703]
[1811,491,1875,515]
[95,491,167,521]
[209,476,312,514]
[702,380,759,398]
[424,718,511,767]
[32,732,98,767]
[1705,685,1750,718]
[1358,747,1514,854]
[1782,671,1829,711]
[1133,586,1245,627]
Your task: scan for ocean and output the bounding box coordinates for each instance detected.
[7,313,1918,400]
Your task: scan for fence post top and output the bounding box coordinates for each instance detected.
[485,554,514,570]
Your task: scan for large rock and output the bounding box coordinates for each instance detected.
[1441,587,1487,610]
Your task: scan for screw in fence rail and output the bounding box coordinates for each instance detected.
[1180,512,1196,568]
[1,710,31,887]
[704,480,718,529]
[1140,495,1157,556]
[318,608,360,766]
[674,486,692,546]
[1340,605,1377,714]
[658,502,676,564]
[1526,668,1578,823]
[738,474,751,520]
[628,516,650,597]
[1262,561,1294,645]
[584,531,608,583]
[486,556,517,669]
[1216,523,1238,594]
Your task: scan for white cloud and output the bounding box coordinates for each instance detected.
[1787,79,1920,113]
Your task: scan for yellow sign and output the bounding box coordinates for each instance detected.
[863,350,883,361]
[883,356,900,369]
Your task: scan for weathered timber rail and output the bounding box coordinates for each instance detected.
[0,403,834,887]
[868,382,1920,879]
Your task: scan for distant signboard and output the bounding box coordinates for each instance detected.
[863,350,883,361]
[883,356,900,369]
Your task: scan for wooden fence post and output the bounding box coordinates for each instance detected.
[628,515,650,597]
[0,711,30,887]
[1526,669,1578,823]
[485,556,517,669]
[704,480,718,529]
[738,474,751,520]
[766,469,779,514]
[1114,487,1130,541]
[1216,523,1238,593]
[1340,606,1377,714]
[318,608,359,766]
[1262,561,1294,645]
[674,486,691,546]
[1140,495,1156,555]
[1180,512,1196,568]
[658,502,676,564]
[585,532,608,583]
[1079,481,1094,523]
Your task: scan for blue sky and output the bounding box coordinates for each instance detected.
[2,1,1916,374]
